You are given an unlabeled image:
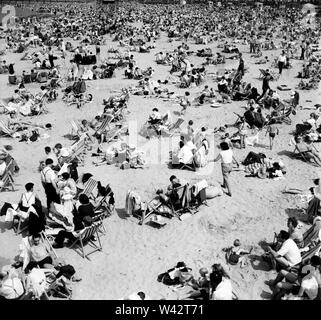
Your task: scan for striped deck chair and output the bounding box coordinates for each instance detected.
[168,118,184,137]
[301,243,321,265]
[92,211,109,235]
[70,121,95,144]
[105,126,123,143]
[0,120,13,137]
[60,138,87,166]
[0,159,15,192]
[94,185,114,214]
[81,177,98,200]
[94,114,113,136]
[69,221,103,259]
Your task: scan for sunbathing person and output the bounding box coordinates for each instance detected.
[294,136,321,166]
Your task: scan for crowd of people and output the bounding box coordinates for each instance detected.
[1,0,321,300]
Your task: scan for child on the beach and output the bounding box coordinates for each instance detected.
[265,119,279,150]
[224,239,253,268]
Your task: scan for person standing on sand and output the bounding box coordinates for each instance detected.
[214,142,239,197]
[265,119,279,150]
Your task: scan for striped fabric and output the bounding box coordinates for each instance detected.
[82,177,98,198]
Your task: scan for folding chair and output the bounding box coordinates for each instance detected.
[69,221,103,260]
[94,114,113,137]
[0,120,14,137]
[92,211,109,235]
[81,177,98,200]
[292,145,317,165]
[105,126,124,143]
[301,243,321,264]
[45,273,72,300]
[168,118,184,137]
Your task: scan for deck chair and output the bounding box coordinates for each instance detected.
[167,184,194,219]
[180,144,204,171]
[292,145,318,166]
[62,137,88,165]
[301,243,321,265]
[91,211,109,235]
[168,118,184,137]
[81,177,98,200]
[0,159,15,192]
[105,126,124,143]
[94,114,113,137]
[45,272,72,300]
[138,200,163,225]
[0,120,14,137]
[70,121,95,144]
[69,221,103,259]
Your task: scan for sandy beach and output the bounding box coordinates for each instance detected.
[0,10,321,300]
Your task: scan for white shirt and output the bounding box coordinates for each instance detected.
[0,161,6,177]
[220,149,233,164]
[278,55,287,63]
[212,278,233,300]
[277,239,302,266]
[178,145,194,164]
[41,166,57,184]
[21,191,36,208]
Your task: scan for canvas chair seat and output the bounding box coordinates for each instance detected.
[70,221,103,259]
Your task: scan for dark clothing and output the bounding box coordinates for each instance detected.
[28,203,46,236]
[242,151,266,166]
[237,58,244,76]
[244,110,255,127]
[43,182,60,211]
[78,203,95,220]
[262,76,270,91]
[210,272,222,292]
[278,61,284,74]
[25,256,53,273]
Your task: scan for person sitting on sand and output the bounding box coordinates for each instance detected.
[224,239,253,267]
[210,264,235,300]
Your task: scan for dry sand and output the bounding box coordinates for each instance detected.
[0,27,320,300]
